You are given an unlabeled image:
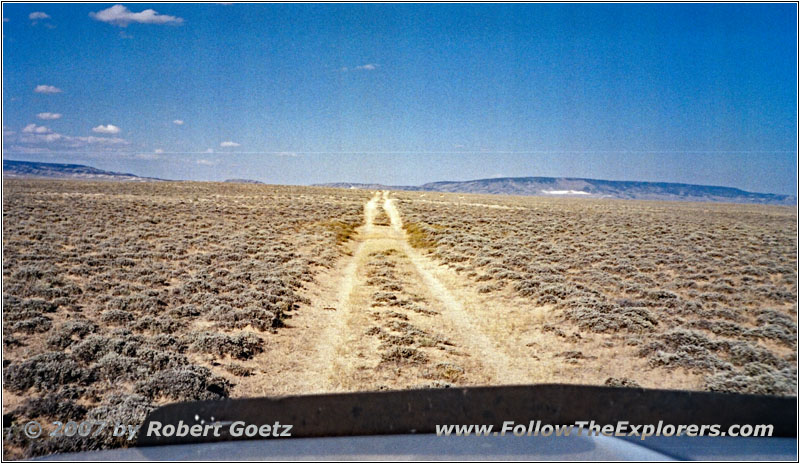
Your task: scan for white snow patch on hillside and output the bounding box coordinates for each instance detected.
[541,189,590,195]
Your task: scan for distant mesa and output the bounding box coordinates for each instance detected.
[320,182,412,191]
[315,177,795,206]
[4,160,793,205]
[3,160,164,182]
[223,179,264,184]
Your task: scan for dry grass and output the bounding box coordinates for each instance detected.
[403,222,439,251]
[321,220,360,246]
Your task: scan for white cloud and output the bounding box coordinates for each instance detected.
[173,119,184,125]
[29,12,50,20]
[154,148,164,154]
[92,124,121,134]
[197,159,217,166]
[276,151,299,157]
[18,132,126,146]
[22,123,52,134]
[6,126,129,151]
[37,133,63,143]
[340,64,379,73]
[135,153,160,160]
[34,85,62,94]
[220,141,240,147]
[90,5,184,27]
[73,136,127,145]
[205,148,214,153]
[37,112,62,120]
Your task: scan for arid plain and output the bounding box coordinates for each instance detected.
[3,179,797,457]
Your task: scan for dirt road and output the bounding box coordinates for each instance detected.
[240,191,526,395]
[235,190,671,397]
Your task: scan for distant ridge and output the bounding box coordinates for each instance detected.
[320,182,417,191]
[3,160,164,182]
[224,178,264,184]
[315,177,795,205]
[5,161,792,205]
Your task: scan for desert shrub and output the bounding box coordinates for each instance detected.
[4,332,24,348]
[83,393,155,449]
[72,333,144,362]
[100,309,134,325]
[750,324,797,347]
[405,303,439,316]
[705,363,797,396]
[638,330,732,372]
[377,333,416,347]
[493,269,522,281]
[641,329,717,352]
[12,264,57,281]
[3,308,46,323]
[753,309,797,346]
[477,283,504,293]
[382,310,409,321]
[4,296,58,315]
[207,305,282,331]
[10,316,53,334]
[604,377,641,388]
[428,363,464,382]
[4,352,95,392]
[186,332,264,360]
[22,434,104,459]
[687,320,748,338]
[145,334,186,351]
[640,328,792,373]
[514,280,541,297]
[72,335,115,362]
[167,304,201,318]
[135,365,231,401]
[87,393,153,425]
[14,390,88,420]
[722,341,788,369]
[46,320,97,349]
[381,346,428,364]
[562,298,657,333]
[380,282,404,292]
[136,348,188,371]
[95,353,148,381]
[225,363,254,377]
[128,316,184,334]
[373,292,397,303]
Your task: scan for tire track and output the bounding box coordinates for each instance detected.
[247,192,381,395]
[382,192,526,384]
[254,190,526,395]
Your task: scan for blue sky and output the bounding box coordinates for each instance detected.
[2,3,797,194]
